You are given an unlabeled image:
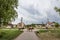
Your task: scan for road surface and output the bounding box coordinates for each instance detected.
[14,29,40,40]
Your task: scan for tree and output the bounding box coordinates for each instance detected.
[0,0,18,27]
[54,7,60,14]
[31,24,35,28]
[54,7,60,28]
[55,22,59,28]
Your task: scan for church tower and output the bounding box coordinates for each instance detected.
[21,17,25,28]
[21,17,23,27]
[17,17,25,28]
[21,17,23,24]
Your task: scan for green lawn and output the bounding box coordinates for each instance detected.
[0,29,23,40]
[36,29,60,40]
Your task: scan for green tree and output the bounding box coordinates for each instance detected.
[55,22,59,28]
[54,7,60,14]
[54,7,60,28]
[31,24,35,27]
[0,0,18,27]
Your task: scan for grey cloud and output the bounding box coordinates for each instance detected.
[12,0,60,24]
[21,6,42,16]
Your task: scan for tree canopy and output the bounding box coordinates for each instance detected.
[55,7,60,14]
[0,0,18,26]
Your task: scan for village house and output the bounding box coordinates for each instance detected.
[46,22,55,29]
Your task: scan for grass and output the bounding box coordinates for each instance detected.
[36,29,60,40]
[0,29,23,40]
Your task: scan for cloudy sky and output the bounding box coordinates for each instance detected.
[12,0,60,24]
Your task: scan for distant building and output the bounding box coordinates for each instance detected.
[6,23,13,28]
[46,18,55,27]
[17,17,25,28]
[17,22,25,28]
[32,24,46,28]
[46,21,55,27]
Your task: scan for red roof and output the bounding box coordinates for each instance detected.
[47,22,53,25]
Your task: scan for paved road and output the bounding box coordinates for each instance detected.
[14,29,40,40]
